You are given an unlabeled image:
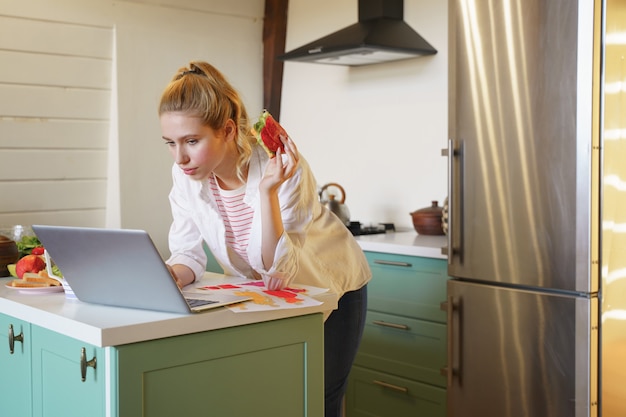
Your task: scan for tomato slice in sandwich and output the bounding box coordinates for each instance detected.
[252,110,287,157]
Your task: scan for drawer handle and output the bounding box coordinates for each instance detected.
[372,320,409,330]
[373,260,412,267]
[373,380,409,394]
[80,347,97,382]
[8,324,24,354]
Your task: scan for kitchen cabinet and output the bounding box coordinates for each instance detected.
[0,273,335,417]
[0,313,32,417]
[116,314,322,416]
[204,242,223,273]
[346,249,448,417]
[0,311,322,417]
[31,325,106,417]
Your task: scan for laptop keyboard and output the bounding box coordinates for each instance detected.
[186,298,218,307]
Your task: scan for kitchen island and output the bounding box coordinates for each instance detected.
[0,272,337,417]
[348,231,448,417]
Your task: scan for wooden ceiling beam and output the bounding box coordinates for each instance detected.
[262,0,288,121]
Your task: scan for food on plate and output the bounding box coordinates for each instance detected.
[31,246,45,255]
[9,234,63,280]
[252,110,288,157]
[22,272,61,286]
[8,280,50,288]
[8,270,62,288]
[15,235,42,258]
[15,254,46,279]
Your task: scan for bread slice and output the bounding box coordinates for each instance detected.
[9,279,50,288]
[22,272,61,286]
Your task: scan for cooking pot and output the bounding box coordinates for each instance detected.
[0,235,19,277]
[410,200,445,235]
[319,183,350,226]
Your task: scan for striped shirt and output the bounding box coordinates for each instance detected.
[209,175,254,264]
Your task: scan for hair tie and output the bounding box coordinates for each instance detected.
[180,67,203,78]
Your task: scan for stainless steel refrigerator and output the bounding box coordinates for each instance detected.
[444,0,626,416]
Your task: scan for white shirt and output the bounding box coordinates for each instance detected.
[165,146,371,298]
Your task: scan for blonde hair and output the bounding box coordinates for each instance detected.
[158,61,256,181]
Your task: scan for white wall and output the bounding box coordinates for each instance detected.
[0,0,264,256]
[1,0,449,257]
[280,0,448,230]
[0,11,113,229]
[112,0,264,255]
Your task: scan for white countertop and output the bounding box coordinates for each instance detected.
[0,272,337,347]
[355,231,447,259]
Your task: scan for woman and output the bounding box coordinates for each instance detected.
[159,61,371,417]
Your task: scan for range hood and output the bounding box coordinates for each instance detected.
[278,0,437,67]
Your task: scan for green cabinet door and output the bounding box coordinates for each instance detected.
[356,310,447,387]
[347,252,449,417]
[364,252,448,322]
[31,326,107,417]
[346,366,446,417]
[0,313,32,417]
[116,314,324,417]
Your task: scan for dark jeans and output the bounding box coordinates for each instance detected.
[324,284,368,417]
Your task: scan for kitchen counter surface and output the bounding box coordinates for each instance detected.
[354,231,447,259]
[0,272,337,347]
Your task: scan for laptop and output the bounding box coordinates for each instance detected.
[31,225,251,314]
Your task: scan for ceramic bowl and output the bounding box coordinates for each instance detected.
[410,201,445,235]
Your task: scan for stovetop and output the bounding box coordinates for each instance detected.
[348,222,395,236]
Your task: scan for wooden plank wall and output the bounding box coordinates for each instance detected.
[0,14,113,229]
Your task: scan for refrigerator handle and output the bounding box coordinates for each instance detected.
[440,296,461,387]
[441,139,461,264]
[441,144,451,262]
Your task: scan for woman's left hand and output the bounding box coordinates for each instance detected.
[260,135,299,192]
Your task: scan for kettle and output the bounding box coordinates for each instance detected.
[319,183,350,226]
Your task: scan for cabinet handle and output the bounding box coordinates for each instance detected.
[372,320,409,330]
[373,380,408,394]
[8,324,24,354]
[445,295,461,388]
[373,260,412,267]
[80,347,97,382]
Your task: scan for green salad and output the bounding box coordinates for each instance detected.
[16,235,42,257]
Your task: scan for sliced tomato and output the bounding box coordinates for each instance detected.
[31,246,45,255]
[253,111,289,156]
[261,115,287,153]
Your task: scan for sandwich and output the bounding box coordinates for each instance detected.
[8,271,62,287]
[22,272,61,286]
[252,110,288,157]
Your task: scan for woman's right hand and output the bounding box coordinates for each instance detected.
[167,264,195,289]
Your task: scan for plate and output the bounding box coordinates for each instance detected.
[5,283,64,294]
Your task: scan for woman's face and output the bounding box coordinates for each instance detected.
[160,111,233,181]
